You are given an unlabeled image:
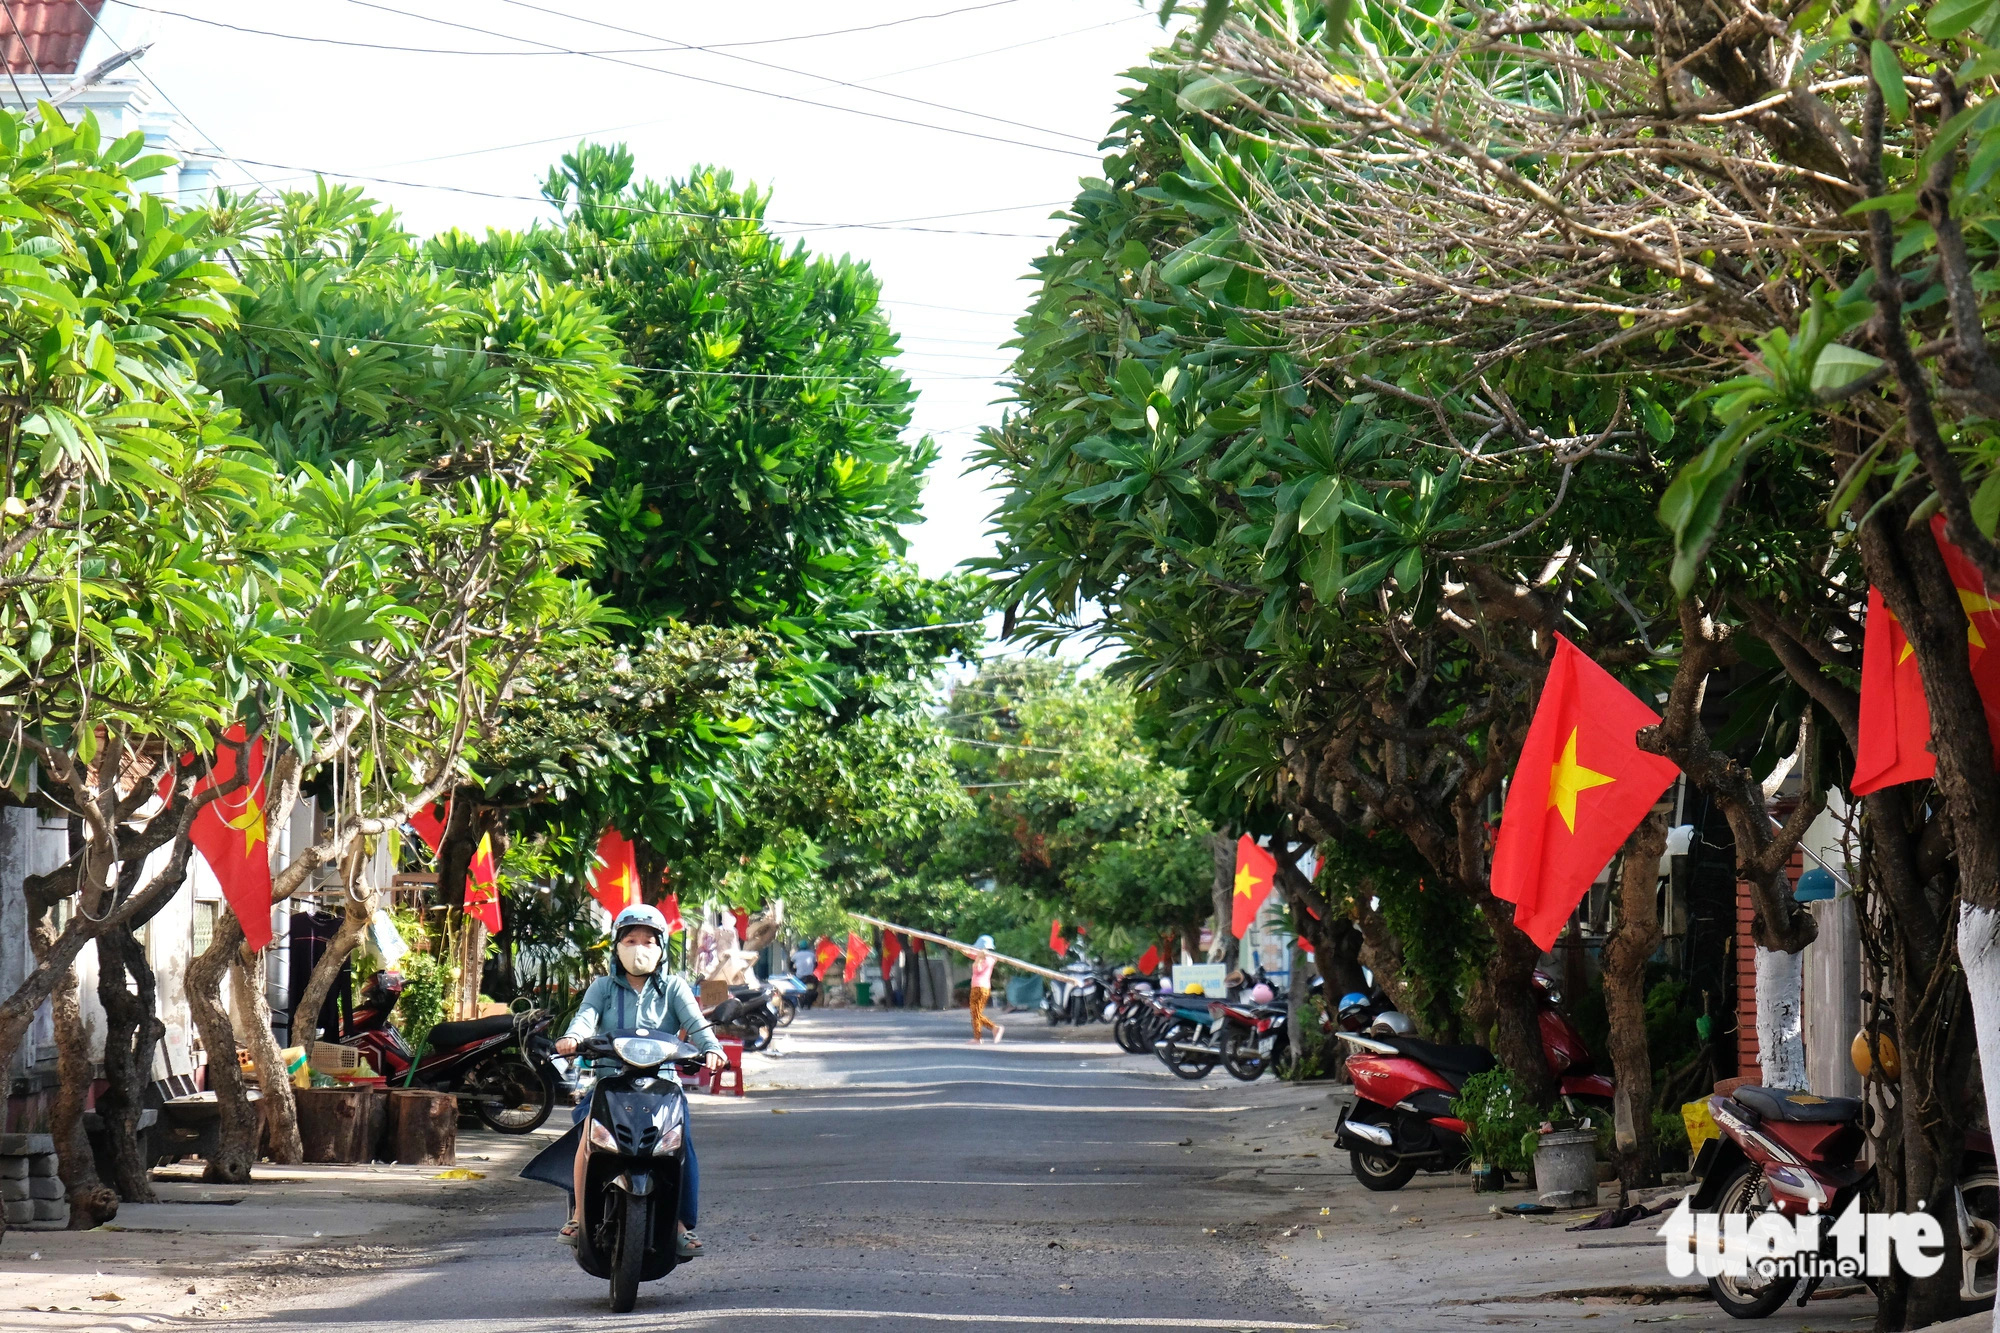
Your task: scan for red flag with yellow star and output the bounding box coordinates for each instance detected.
[589,827,642,916]
[189,726,274,952]
[1854,517,2000,793]
[1490,636,1680,950]
[463,833,501,934]
[1231,835,1277,938]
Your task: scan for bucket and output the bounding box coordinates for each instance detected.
[1470,1161,1507,1192]
[1534,1129,1599,1208]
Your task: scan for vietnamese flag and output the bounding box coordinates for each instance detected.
[1231,835,1277,938]
[658,893,684,934]
[844,930,869,983]
[589,827,642,916]
[1854,516,2000,793]
[1490,635,1680,949]
[188,727,275,952]
[407,799,448,855]
[1136,943,1160,974]
[463,832,502,933]
[1049,916,1068,958]
[814,935,839,978]
[881,930,902,972]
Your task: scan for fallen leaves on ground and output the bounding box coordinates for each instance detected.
[429,1169,485,1181]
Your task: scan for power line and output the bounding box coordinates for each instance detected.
[487,0,1098,147]
[695,0,1033,50]
[860,12,1151,83]
[331,0,1098,161]
[178,149,1064,239]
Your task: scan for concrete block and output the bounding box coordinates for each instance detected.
[1,1199,30,1225]
[27,1153,56,1177]
[30,1198,66,1221]
[0,1133,52,1155]
[0,1178,26,1203]
[0,1156,26,1180]
[27,1176,61,1200]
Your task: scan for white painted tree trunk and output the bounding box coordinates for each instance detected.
[1958,904,2000,1333]
[1755,945,1807,1089]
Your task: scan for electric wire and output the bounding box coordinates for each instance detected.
[485,0,1098,147]
[859,12,1152,83]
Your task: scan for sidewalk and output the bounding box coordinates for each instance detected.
[1190,1078,1883,1331]
[0,1125,560,1329]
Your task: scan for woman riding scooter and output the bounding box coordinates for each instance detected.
[554,905,725,1257]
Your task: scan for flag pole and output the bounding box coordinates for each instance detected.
[846,911,1080,990]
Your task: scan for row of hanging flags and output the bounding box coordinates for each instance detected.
[1222,518,1993,951]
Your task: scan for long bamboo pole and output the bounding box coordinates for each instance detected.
[846,911,1079,990]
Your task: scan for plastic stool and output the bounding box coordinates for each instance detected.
[698,1037,745,1096]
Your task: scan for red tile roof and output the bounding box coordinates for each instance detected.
[0,1,104,78]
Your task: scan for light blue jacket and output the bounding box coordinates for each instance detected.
[565,969,721,1079]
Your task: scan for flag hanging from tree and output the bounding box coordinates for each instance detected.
[1854,517,2000,793]
[1049,917,1068,958]
[1231,835,1277,938]
[463,833,501,934]
[1136,943,1160,974]
[589,827,642,916]
[658,893,684,934]
[407,799,448,855]
[844,930,868,983]
[1490,635,1680,950]
[881,930,902,972]
[814,935,839,978]
[188,727,275,951]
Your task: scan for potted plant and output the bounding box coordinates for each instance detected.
[1452,1069,1541,1191]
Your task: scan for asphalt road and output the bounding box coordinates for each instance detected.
[212,1007,1332,1333]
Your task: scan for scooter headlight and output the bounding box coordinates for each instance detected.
[587,1117,618,1152]
[652,1123,684,1155]
[613,1036,671,1069]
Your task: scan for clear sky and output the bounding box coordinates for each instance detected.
[96,0,1173,581]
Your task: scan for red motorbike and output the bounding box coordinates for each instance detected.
[1689,1084,2000,1317]
[1331,972,1612,1191]
[345,970,561,1133]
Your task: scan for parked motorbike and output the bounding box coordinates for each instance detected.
[345,970,560,1132]
[523,1030,708,1312]
[766,974,806,1027]
[1216,994,1291,1082]
[703,982,783,1052]
[1689,1083,1999,1316]
[1331,972,1612,1190]
[1151,990,1228,1080]
[1110,969,1162,1053]
[1041,952,1112,1025]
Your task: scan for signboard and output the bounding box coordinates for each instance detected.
[1171,963,1226,996]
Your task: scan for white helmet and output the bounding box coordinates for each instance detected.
[1368,1011,1415,1037]
[611,903,668,944]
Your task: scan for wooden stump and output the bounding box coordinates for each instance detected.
[387,1090,456,1166]
[363,1089,390,1162]
[295,1087,377,1164]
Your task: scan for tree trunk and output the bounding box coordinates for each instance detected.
[94,923,162,1203]
[36,917,118,1229]
[1752,945,1807,1089]
[1352,885,1430,1031]
[232,943,301,1164]
[1602,810,1667,1190]
[185,914,259,1183]
[292,888,374,1052]
[1207,833,1239,970]
[1477,900,1558,1107]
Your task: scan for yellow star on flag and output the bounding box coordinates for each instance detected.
[1547,728,1615,833]
[1233,864,1257,898]
[1962,587,2000,650]
[222,795,267,857]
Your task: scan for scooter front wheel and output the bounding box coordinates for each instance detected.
[609,1189,651,1313]
[1219,1031,1265,1082]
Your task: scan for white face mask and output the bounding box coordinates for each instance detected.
[617,938,662,976]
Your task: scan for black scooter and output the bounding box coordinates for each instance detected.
[521,1029,705,1312]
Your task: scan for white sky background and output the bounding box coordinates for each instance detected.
[95,0,1176,583]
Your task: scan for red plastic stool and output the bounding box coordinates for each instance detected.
[698,1037,745,1096]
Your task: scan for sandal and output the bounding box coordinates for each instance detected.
[677,1229,703,1260]
[559,1219,579,1248]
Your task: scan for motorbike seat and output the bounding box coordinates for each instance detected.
[424,1014,514,1049]
[1379,1037,1498,1089]
[1731,1085,1862,1123]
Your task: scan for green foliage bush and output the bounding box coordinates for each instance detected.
[1452,1069,1545,1172]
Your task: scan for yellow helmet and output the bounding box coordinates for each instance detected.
[1851,1029,1900,1081]
[1183,983,1205,996]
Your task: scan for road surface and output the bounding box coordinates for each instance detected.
[212,1007,1328,1332]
